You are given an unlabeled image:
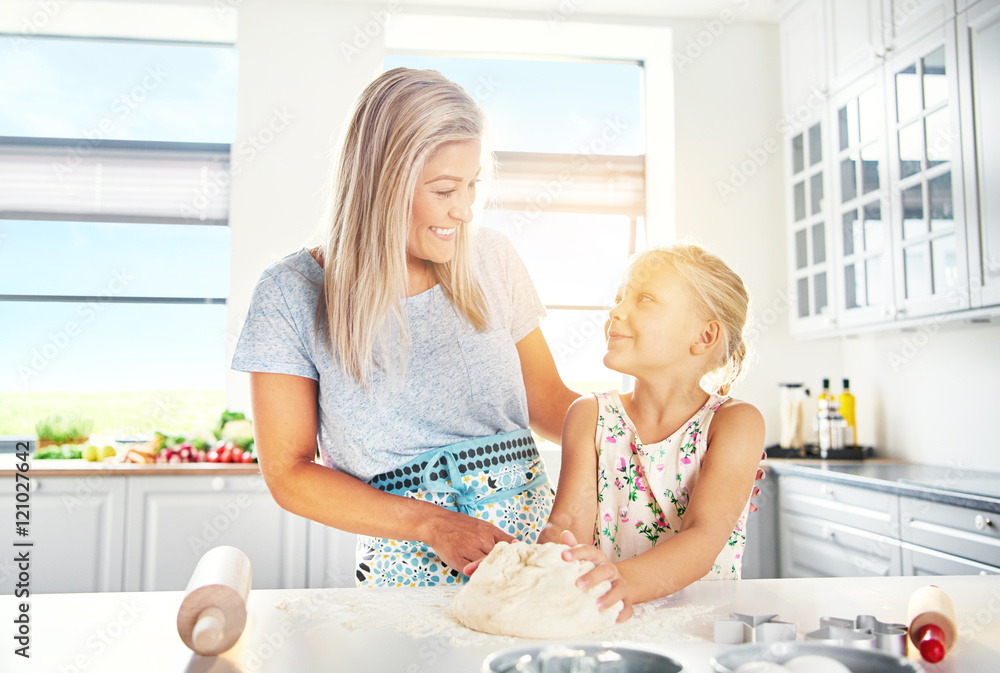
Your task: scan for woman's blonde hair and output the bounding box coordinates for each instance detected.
[315,67,490,384]
[630,244,751,395]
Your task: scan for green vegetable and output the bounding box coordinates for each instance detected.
[220,419,254,449]
[34,415,93,443]
[213,410,246,440]
[33,443,83,460]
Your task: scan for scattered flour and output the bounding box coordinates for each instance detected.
[276,587,721,648]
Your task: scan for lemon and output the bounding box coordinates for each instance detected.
[83,445,99,462]
[99,445,117,460]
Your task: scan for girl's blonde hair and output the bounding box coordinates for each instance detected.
[315,67,490,384]
[630,244,750,395]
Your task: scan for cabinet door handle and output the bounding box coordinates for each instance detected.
[823,485,835,497]
[975,515,993,531]
[211,477,226,491]
[28,479,39,493]
[822,527,835,540]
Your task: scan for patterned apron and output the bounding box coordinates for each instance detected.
[356,428,554,586]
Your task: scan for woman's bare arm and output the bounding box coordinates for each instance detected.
[515,327,580,444]
[250,371,515,571]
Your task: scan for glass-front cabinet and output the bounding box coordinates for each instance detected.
[787,114,835,335]
[831,73,895,327]
[886,26,970,318]
[958,1,1000,308]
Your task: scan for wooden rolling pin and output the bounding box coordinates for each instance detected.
[907,584,957,663]
[177,546,253,656]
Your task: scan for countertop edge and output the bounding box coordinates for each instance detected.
[766,460,1000,513]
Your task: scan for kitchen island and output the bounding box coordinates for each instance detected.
[2,574,998,672]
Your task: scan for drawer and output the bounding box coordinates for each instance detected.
[900,497,1000,567]
[778,475,899,537]
[779,513,902,578]
[902,545,1000,576]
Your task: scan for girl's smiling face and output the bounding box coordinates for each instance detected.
[407,139,481,270]
[603,257,704,377]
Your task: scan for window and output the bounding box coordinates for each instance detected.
[0,34,238,433]
[383,19,673,419]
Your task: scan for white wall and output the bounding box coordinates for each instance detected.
[839,323,1000,471]
[225,0,386,413]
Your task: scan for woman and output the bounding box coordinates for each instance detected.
[232,68,579,586]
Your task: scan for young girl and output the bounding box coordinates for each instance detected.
[538,244,765,621]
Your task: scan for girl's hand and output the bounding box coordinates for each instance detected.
[559,531,634,623]
[749,454,766,513]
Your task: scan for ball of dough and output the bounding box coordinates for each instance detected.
[782,655,852,673]
[452,541,623,638]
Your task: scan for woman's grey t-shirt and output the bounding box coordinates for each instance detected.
[231,227,545,482]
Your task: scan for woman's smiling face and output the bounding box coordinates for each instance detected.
[408,139,481,269]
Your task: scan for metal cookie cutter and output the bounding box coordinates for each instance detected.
[714,612,797,645]
[804,614,908,656]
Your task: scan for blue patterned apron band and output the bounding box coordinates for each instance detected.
[367,428,544,507]
[356,428,554,587]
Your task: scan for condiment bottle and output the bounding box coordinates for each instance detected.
[839,378,857,448]
[907,585,957,663]
[817,378,834,413]
[816,398,845,458]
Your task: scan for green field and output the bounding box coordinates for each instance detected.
[0,390,228,436]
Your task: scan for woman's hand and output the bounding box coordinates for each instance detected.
[559,531,633,623]
[422,509,516,576]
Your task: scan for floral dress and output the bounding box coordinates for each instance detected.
[593,390,749,579]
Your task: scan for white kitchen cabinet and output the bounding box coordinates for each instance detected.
[777,474,904,578]
[830,71,897,327]
[785,112,837,336]
[779,0,829,113]
[0,476,126,594]
[778,0,1000,333]
[884,0,955,54]
[958,0,1000,307]
[123,474,308,591]
[885,22,971,318]
[307,521,359,588]
[742,469,780,579]
[901,545,1000,574]
[828,0,888,90]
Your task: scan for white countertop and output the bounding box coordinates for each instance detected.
[3,575,998,672]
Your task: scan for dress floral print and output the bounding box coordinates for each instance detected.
[593,391,749,580]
